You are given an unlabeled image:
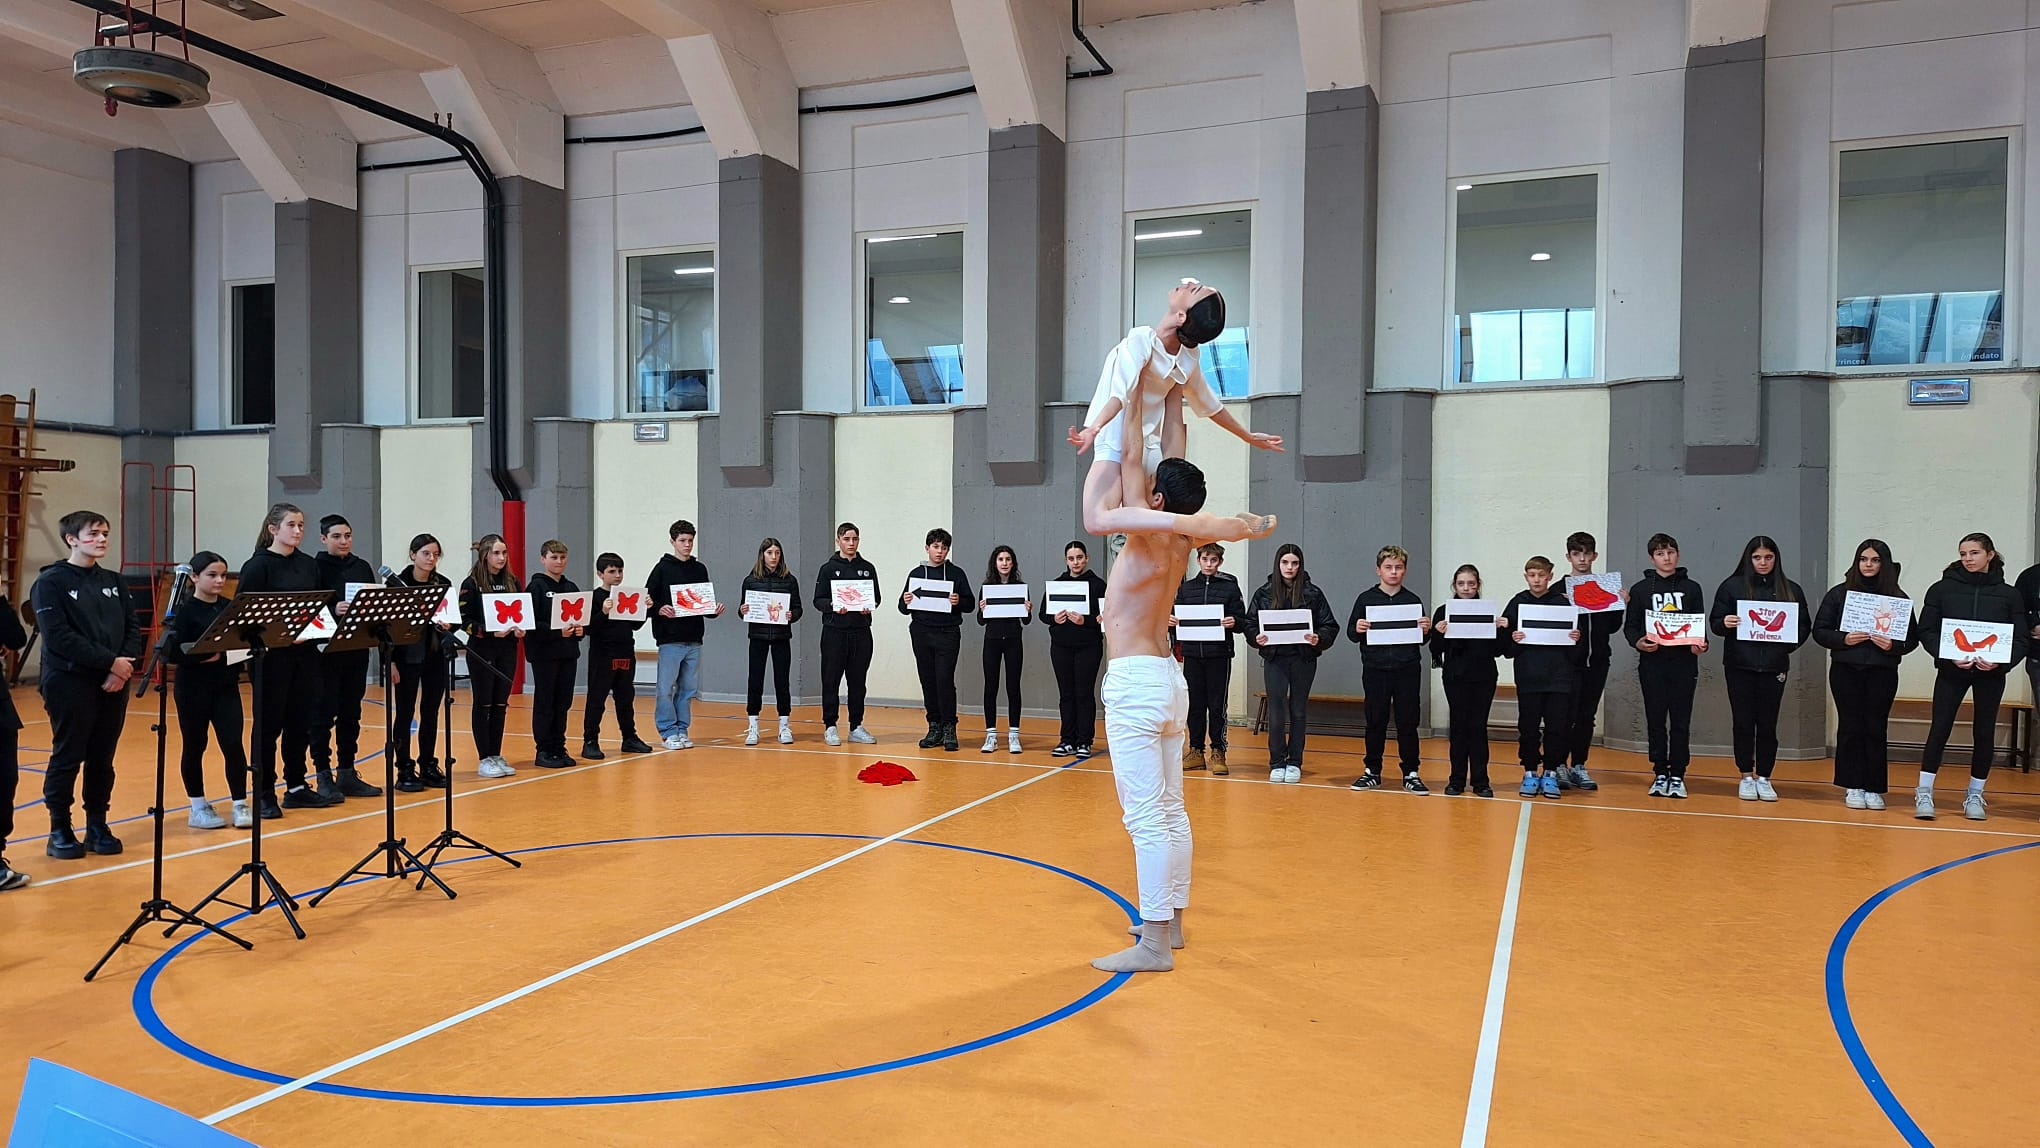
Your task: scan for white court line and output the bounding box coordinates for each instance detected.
[200,760,1070,1126]
[1461,801,1533,1148]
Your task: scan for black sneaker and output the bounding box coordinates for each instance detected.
[85,822,124,855]
[395,763,423,792]
[417,760,449,788]
[1051,743,1073,757]
[1473,785,1495,798]
[581,740,606,760]
[258,795,284,820]
[1402,774,1430,795]
[1350,771,1383,791]
[1444,783,1465,796]
[620,736,654,754]
[537,751,576,770]
[282,786,335,809]
[315,773,346,804]
[0,860,29,891]
[336,769,382,798]
[46,828,85,860]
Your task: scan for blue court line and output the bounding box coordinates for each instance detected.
[5,750,385,847]
[133,831,1137,1107]
[1825,837,2040,1146]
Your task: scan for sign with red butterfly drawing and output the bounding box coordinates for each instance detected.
[482,593,533,634]
[1939,619,2013,666]
[1645,609,1706,647]
[550,591,593,630]
[606,586,649,621]
[1736,600,1800,644]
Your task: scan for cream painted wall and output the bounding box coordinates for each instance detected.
[1184,402,1255,721]
[1428,389,1611,715]
[172,434,273,562]
[1829,374,2038,703]
[27,432,125,578]
[833,413,955,703]
[379,426,474,579]
[591,420,700,651]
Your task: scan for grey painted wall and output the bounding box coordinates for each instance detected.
[716,156,803,485]
[270,425,382,562]
[1299,86,1377,482]
[1680,39,1767,475]
[272,199,361,492]
[984,125,1066,486]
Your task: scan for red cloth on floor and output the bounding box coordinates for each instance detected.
[857,761,918,786]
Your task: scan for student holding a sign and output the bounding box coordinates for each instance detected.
[2015,556,2040,740]
[583,553,652,758]
[1504,556,1584,798]
[1430,564,1505,797]
[1045,541,1108,757]
[525,540,588,770]
[1172,543,1246,775]
[1914,533,2028,821]
[1623,533,1708,798]
[163,552,248,830]
[1347,545,1432,793]
[461,533,526,779]
[1709,536,1810,802]
[1245,544,1339,784]
[647,519,728,751]
[1812,539,1918,810]
[308,515,383,803]
[740,538,804,747]
[1560,532,1623,791]
[814,522,880,747]
[238,503,335,813]
[390,534,455,791]
[973,545,1031,754]
[898,528,977,752]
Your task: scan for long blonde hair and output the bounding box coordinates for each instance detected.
[469,533,519,592]
[254,502,304,556]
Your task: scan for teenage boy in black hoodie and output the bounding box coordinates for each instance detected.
[646,520,727,750]
[1172,542,1245,775]
[584,553,652,759]
[1504,556,1584,800]
[1623,532,1708,798]
[899,527,977,752]
[1347,545,1432,792]
[527,540,587,768]
[31,510,142,859]
[815,522,880,747]
[309,515,382,802]
[1559,531,1622,790]
[0,592,30,886]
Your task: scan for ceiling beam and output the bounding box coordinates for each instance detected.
[1293,0,1378,93]
[205,66,358,207]
[950,0,1066,139]
[0,70,180,153]
[597,0,798,166]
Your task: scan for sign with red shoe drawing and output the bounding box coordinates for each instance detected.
[430,588,462,626]
[1565,573,1624,614]
[670,583,718,617]
[1645,610,1706,647]
[1939,619,2013,665]
[292,607,336,644]
[1735,600,1799,644]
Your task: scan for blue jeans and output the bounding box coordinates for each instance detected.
[655,642,702,738]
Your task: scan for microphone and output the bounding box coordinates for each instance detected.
[378,564,398,586]
[163,563,194,621]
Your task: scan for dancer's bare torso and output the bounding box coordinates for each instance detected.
[1103,529,1193,660]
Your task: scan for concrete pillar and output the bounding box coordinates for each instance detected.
[1680,38,1766,475]
[983,125,1066,485]
[112,148,192,565]
[715,156,803,486]
[1298,87,1378,481]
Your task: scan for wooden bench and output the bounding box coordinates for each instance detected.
[1888,697,2034,772]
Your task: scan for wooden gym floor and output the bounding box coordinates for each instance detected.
[2,681,2036,1146]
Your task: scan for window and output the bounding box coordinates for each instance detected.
[1836,137,2008,368]
[863,231,964,406]
[1130,209,1252,397]
[417,267,485,420]
[626,250,716,413]
[1450,173,1599,386]
[230,282,274,425]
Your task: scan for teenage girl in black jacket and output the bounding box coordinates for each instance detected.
[1429,564,1506,797]
[1812,538,1918,810]
[461,534,526,780]
[975,544,1031,754]
[1709,535,1810,801]
[390,534,453,791]
[239,503,331,813]
[1913,532,2029,821]
[1241,543,1340,784]
[741,537,804,746]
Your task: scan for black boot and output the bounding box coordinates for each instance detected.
[416,759,449,788]
[941,722,959,752]
[336,767,382,798]
[84,819,124,856]
[394,760,423,792]
[46,813,84,861]
[918,722,942,749]
[315,770,347,804]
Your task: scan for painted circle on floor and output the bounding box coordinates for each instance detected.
[132,832,1138,1106]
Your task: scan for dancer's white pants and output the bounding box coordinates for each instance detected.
[1101,655,1192,922]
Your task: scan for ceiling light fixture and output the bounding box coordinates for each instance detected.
[1529,252,1552,261]
[73,45,211,108]
[1135,229,1203,241]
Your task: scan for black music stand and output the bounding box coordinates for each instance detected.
[414,629,521,886]
[85,581,251,981]
[310,586,454,905]
[169,589,337,943]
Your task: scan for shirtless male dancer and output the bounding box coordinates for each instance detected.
[1082,368,1276,973]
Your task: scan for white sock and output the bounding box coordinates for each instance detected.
[1918,771,1937,791]
[1966,776,1986,795]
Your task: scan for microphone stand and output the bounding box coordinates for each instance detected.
[413,627,521,886]
[86,574,250,981]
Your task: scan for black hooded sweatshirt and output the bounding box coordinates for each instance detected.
[1709,571,1811,674]
[1623,566,1707,666]
[1172,570,1244,659]
[1346,585,1426,671]
[647,554,717,645]
[1919,563,2029,669]
[1429,601,1504,684]
[315,550,378,664]
[1503,585,1586,693]
[32,560,142,676]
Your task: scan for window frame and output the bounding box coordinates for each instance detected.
[1441,165,1608,391]
[618,243,720,418]
[222,276,275,429]
[1828,128,2021,374]
[1122,201,1258,399]
[407,261,488,425]
[854,224,968,412]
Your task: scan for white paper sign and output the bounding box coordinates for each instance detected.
[669,583,718,617]
[1940,618,2014,665]
[1046,583,1092,616]
[982,583,1030,620]
[742,590,793,625]
[1736,599,1800,644]
[605,586,650,621]
[908,577,955,613]
[292,607,336,644]
[1841,591,1911,641]
[1565,572,1625,614]
[482,592,534,634]
[550,591,593,630]
[1444,599,1500,640]
[1517,602,1580,645]
[830,579,877,613]
[1258,608,1315,645]
[343,581,378,603]
[430,587,462,626]
[1364,603,1424,645]
[1645,610,1707,647]
[1176,602,1225,642]
[224,648,253,666]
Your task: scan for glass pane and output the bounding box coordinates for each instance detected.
[1836,138,2007,367]
[231,283,275,425]
[1453,174,1597,385]
[626,251,716,413]
[1129,210,1253,397]
[865,232,965,406]
[417,268,485,420]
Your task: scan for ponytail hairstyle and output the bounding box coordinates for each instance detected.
[984,544,1021,586]
[187,550,228,579]
[1267,543,1308,611]
[254,502,304,556]
[1844,538,1901,596]
[469,533,519,592]
[1959,531,2006,576]
[1733,535,1801,603]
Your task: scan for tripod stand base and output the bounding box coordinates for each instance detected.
[174,861,307,941]
[311,838,456,905]
[86,899,251,982]
[414,829,521,890]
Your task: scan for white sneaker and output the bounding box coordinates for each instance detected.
[1269,767,1284,782]
[1914,788,1935,820]
[1009,730,1022,754]
[778,717,794,744]
[849,726,877,745]
[1864,792,1886,811]
[744,718,759,746]
[497,755,518,775]
[1754,777,1778,802]
[663,735,686,750]
[1648,775,1670,797]
[478,756,513,779]
[1738,775,1759,801]
[824,726,842,746]
[1964,792,1988,821]
[1667,777,1689,799]
[188,802,227,830]
[1284,765,1302,784]
[982,730,999,753]
[231,799,253,829]
[675,735,694,750]
[1844,789,1868,810]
